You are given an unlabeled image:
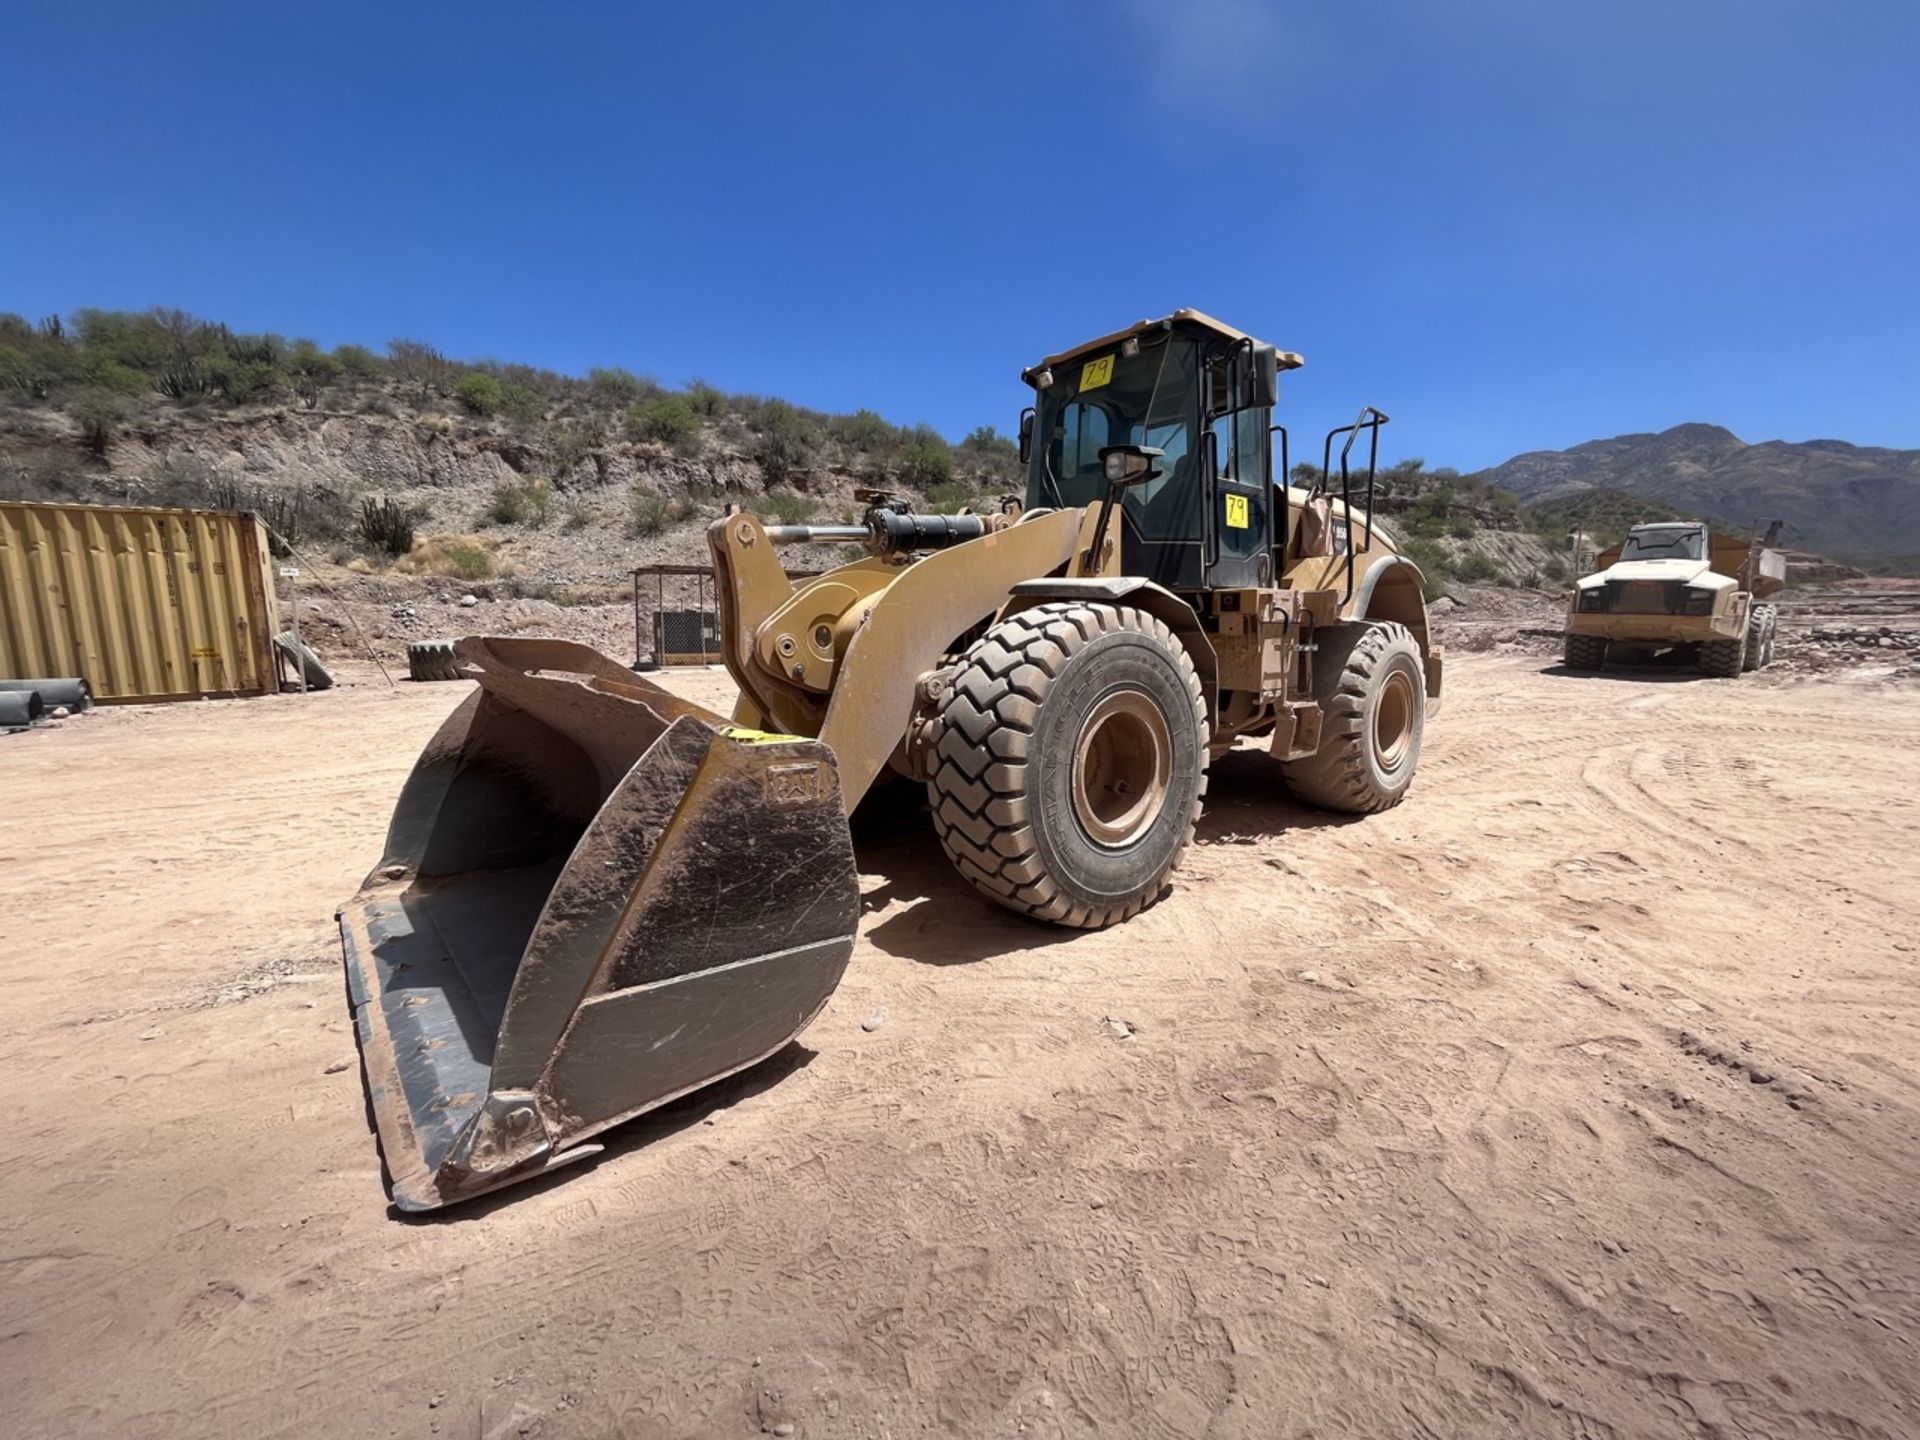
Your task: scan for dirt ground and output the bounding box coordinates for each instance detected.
[4,654,1919,1440]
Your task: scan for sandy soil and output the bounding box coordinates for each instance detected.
[4,656,1918,1439]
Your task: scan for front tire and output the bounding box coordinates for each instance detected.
[1282,621,1426,814]
[1700,631,1746,677]
[926,602,1208,928]
[1564,633,1608,670]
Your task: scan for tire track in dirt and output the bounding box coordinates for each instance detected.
[4,657,1919,1439]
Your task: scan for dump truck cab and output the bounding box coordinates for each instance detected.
[1564,519,1786,676]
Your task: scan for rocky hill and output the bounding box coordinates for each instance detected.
[1472,423,1920,567]
[6,308,1894,673]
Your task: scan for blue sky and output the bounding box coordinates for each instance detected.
[2,1,1914,469]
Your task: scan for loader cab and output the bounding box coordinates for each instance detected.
[1022,311,1297,595]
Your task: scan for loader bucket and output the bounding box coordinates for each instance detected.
[337,637,858,1212]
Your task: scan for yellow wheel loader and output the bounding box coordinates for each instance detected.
[339,311,1444,1209]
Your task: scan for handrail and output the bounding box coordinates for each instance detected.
[1314,407,1390,604]
[1268,423,1290,567]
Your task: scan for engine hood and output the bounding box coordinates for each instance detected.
[1576,557,1726,590]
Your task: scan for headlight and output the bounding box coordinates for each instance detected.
[1577,588,1609,612]
[1682,588,1716,615]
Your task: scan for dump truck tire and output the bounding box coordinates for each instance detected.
[1745,604,1778,670]
[1700,632,1746,677]
[1282,621,1425,815]
[407,639,464,682]
[927,602,1207,929]
[1563,634,1607,670]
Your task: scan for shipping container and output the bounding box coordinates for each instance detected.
[0,500,280,703]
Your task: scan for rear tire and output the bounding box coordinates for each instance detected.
[1744,604,1778,670]
[926,602,1207,929]
[407,639,463,682]
[1700,631,1746,677]
[1563,634,1608,670]
[1282,621,1425,814]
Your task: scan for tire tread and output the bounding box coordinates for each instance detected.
[926,603,1207,929]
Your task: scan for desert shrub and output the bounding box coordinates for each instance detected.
[959,424,1020,482]
[548,419,604,475]
[332,343,383,378]
[72,308,173,370]
[755,400,816,474]
[455,372,505,416]
[66,388,127,455]
[562,503,594,532]
[683,379,726,418]
[444,542,495,580]
[263,485,352,554]
[1541,554,1570,584]
[588,367,655,405]
[629,488,693,536]
[177,474,352,556]
[499,381,547,425]
[0,444,92,502]
[896,435,953,488]
[223,331,285,367]
[80,357,152,397]
[626,393,701,449]
[146,453,220,508]
[0,343,48,398]
[388,338,452,397]
[290,346,342,408]
[926,479,991,514]
[486,476,552,526]
[1454,551,1502,584]
[757,487,816,525]
[359,496,418,556]
[1447,513,1477,539]
[213,358,280,404]
[834,408,899,452]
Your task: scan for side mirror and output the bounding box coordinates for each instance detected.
[1098,444,1164,488]
[1018,407,1035,464]
[1244,345,1280,409]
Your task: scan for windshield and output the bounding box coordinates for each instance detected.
[1621,527,1706,561]
[1029,333,1198,537]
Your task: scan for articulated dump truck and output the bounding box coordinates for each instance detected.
[339,311,1445,1209]
[1564,520,1787,677]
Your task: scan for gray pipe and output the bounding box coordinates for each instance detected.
[0,677,92,712]
[0,691,45,730]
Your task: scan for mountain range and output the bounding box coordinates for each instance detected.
[1472,423,1920,564]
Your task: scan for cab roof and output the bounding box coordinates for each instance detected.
[1023,309,1305,384]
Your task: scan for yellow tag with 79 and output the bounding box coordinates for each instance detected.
[1224,493,1250,529]
[1080,354,1114,391]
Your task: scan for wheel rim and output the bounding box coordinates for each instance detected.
[1373,669,1417,773]
[1071,688,1172,848]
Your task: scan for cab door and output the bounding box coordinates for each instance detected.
[1206,403,1272,588]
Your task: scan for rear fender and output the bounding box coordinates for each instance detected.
[1349,557,1440,710]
